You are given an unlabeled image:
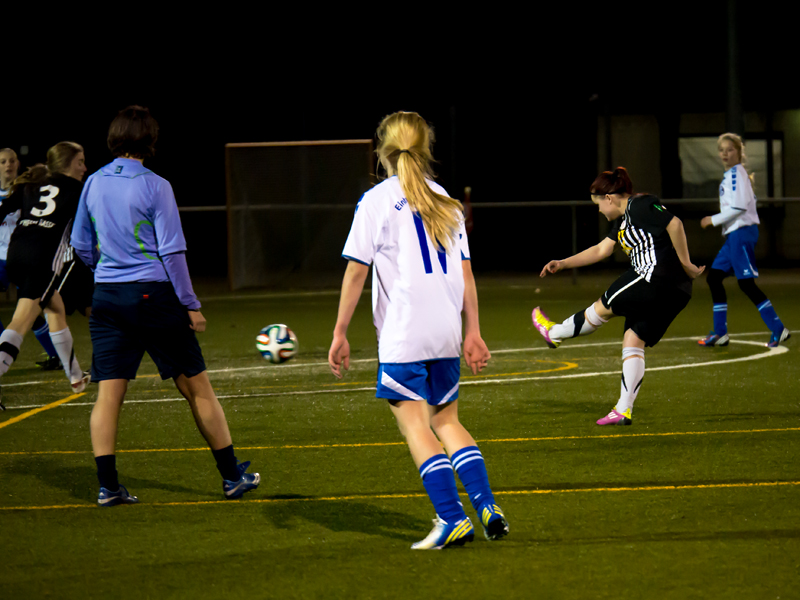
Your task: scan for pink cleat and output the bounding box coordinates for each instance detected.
[596,408,632,426]
[532,307,560,348]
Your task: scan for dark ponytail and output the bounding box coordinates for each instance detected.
[590,166,633,196]
[8,164,50,197]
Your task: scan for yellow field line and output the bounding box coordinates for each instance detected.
[2,480,798,512]
[1,426,798,456]
[0,392,84,431]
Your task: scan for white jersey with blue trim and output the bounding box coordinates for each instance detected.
[342,176,469,364]
[0,187,20,261]
[713,163,760,236]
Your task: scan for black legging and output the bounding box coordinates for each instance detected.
[706,268,768,307]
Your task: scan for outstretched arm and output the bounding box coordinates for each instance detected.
[666,216,705,278]
[329,260,370,378]
[462,260,491,374]
[540,237,616,277]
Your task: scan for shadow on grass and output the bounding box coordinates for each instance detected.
[534,528,800,545]
[3,456,205,502]
[261,494,430,541]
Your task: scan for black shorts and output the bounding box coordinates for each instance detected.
[6,241,60,304]
[90,282,206,382]
[57,259,94,316]
[601,269,691,347]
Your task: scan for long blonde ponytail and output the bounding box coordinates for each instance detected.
[376,112,462,253]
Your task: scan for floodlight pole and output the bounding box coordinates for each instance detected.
[726,0,744,136]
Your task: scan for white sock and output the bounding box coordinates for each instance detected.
[49,328,83,383]
[550,304,609,342]
[0,329,24,377]
[615,347,645,414]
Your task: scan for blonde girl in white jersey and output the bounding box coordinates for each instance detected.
[698,133,789,348]
[329,111,508,549]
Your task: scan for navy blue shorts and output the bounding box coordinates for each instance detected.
[90,282,206,382]
[377,358,461,405]
[711,225,759,279]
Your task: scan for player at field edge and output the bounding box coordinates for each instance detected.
[0,147,62,372]
[698,133,790,349]
[328,111,509,549]
[71,106,259,506]
[533,167,704,425]
[0,143,92,409]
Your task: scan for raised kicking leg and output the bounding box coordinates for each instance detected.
[533,298,613,348]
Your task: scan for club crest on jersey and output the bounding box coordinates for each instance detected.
[115,166,123,174]
[617,220,633,256]
[395,198,408,211]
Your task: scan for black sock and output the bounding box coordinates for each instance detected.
[95,455,119,491]
[212,445,239,481]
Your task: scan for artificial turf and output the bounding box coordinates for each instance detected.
[1,270,798,599]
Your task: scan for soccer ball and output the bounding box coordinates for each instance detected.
[256,324,298,364]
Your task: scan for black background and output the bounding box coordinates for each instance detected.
[2,5,795,278]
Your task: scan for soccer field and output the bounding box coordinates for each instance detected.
[1,271,798,599]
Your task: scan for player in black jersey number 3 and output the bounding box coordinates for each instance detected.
[533,167,704,425]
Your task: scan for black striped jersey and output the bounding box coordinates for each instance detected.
[606,194,691,295]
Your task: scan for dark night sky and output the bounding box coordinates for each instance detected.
[2,5,795,277]
[4,4,794,205]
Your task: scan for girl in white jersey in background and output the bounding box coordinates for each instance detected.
[329,111,508,550]
[698,133,790,348]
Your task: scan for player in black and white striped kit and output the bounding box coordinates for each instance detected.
[0,143,90,402]
[533,167,704,425]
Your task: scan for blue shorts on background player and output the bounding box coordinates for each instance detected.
[328,112,508,549]
[71,106,259,506]
[698,133,790,349]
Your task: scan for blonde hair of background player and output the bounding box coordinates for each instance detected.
[47,141,84,178]
[718,132,755,185]
[376,111,462,253]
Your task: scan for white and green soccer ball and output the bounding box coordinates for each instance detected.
[256,324,298,364]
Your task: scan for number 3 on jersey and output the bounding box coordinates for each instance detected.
[413,212,446,274]
[32,185,59,217]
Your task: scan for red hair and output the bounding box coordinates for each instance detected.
[590,167,633,196]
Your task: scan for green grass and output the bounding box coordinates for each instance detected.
[1,270,799,599]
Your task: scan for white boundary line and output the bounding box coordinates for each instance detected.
[3,336,789,411]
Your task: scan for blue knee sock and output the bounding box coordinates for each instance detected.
[419,454,465,523]
[757,300,784,335]
[33,320,58,358]
[451,446,496,511]
[713,303,728,336]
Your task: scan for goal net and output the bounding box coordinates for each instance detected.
[226,140,374,290]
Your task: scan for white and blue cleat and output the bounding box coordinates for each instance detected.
[411,516,474,550]
[223,460,260,499]
[97,485,139,507]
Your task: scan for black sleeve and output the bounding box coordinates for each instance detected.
[628,194,674,235]
[606,217,621,241]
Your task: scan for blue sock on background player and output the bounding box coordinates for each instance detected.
[32,316,58,359]
[713,303,728,335]
[757,300,785,335]
[419,454,466,523]
[451,446,496,511]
